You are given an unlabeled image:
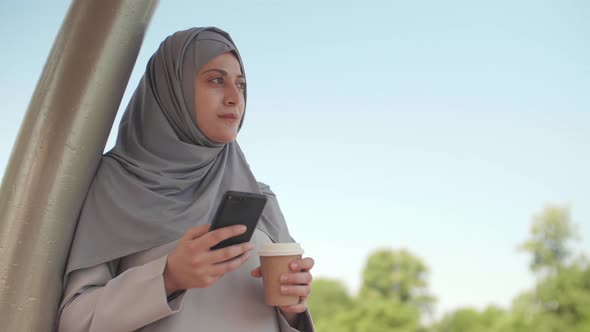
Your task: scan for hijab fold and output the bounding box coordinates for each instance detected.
[65,27,292,282]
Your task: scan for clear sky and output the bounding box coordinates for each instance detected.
[1,0,589,318]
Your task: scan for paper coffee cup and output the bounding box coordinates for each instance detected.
[259,243,304,306]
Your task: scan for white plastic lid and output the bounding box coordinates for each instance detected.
[258,243,304,256]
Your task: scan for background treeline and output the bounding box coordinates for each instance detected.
[308,205,590,332]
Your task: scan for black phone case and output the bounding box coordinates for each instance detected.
[209,191,268,250]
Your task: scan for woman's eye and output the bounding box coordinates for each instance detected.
[210,77,223,84]
[236,82,247,90]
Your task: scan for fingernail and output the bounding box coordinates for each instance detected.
[281,286,287,293]
[280,275,288,282]
[291,263,298,269]
[239,225,247,231]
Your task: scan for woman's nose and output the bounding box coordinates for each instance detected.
[223,84,242,106]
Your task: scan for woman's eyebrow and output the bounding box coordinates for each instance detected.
[201,69,245,79]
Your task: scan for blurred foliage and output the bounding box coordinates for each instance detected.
[359,248,436,316]
[308,279,355,323]
[518,204,579,274]
[316,298,422,332]
[309,205,590,332]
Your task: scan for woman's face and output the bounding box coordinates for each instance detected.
[194,52,246,144]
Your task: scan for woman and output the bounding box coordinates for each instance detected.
[58,27,315,332]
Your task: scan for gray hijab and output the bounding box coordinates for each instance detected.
[65,27,292,280]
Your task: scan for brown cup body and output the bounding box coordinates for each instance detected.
[260,254,302,306]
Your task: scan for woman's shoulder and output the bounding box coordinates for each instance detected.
[256,181,274,196]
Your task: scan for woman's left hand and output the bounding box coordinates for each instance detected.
[250,256,315,313]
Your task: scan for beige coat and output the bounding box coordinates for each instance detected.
[58,229,314,332]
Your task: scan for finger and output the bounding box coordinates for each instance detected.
[183,224,211,241]
[194,224,247,250]
[209,251,252,276]
[281,284,311,298]
[206,242,254,264]
[289,257,315,272]
[250,266,262,278]
[279,299,307,314]
[280,271,312,285]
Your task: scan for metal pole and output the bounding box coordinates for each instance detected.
[0,1,158,330]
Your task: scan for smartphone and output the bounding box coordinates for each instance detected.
[208,190,268,250]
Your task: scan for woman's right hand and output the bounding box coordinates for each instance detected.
[163,224,254,295]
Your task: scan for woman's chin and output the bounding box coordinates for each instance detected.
[211,133,238,144]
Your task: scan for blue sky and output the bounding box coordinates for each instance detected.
[1,0,589,318]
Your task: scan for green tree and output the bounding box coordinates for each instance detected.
[434,308,484,332]
[310,249,433,332]
[307,278,354,323]
[432,204,589,332]
[359,248,436,315]
[531,260,590,330]
[479,306,507,328]
[518,205,579,274]
[432,306,508,332]
[504,204,590,332]
[500,292,539,331]
[317,298,422,332]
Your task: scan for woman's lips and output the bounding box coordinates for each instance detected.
[219,114,239,122]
